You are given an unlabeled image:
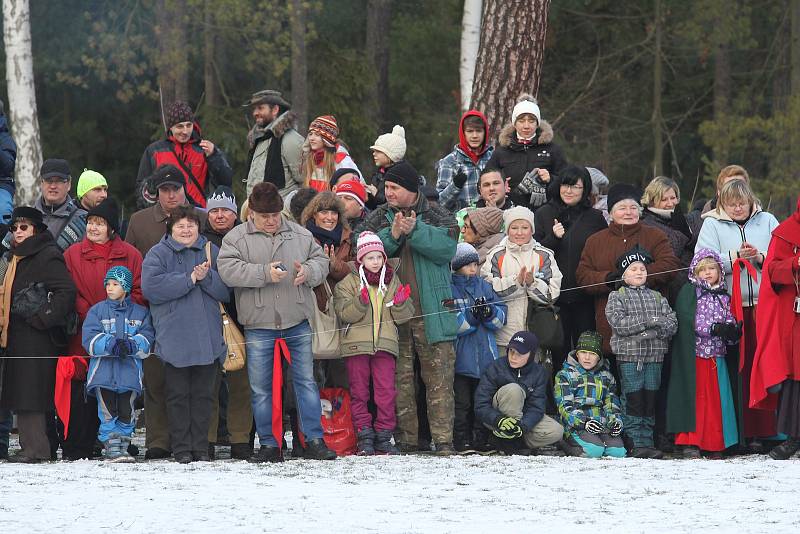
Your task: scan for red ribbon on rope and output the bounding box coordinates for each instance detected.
[272,338,292,449]
[730,257,758,372]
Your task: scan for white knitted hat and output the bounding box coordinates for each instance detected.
[511,100,541,124]
[370,125,407,163]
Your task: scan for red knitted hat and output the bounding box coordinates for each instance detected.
[334,179,366,208]
[309,115,339,147]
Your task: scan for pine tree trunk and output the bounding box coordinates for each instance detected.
[651,0,664,177]
[459,0,482,112]
[366,0,392,133]
[203,0,219,107]
[469,0,551,142]
[155,0,189,111]
[290,0,309,134]
[2,0,42,205]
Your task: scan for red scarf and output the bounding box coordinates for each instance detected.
[272,338,293,449]
[730,258,758,372]
[89,239,113,260]
[357,262,394,286]
[313,149,325,166]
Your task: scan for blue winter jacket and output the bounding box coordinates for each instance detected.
[474,356,548,432]
[142,234,230,368]
[82,297,154,395]
[0,115,17,196]
[451,273,507,379]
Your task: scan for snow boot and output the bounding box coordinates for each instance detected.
[769,439,800,460]
[558,436,587,458]
[472,429,492,452]
[103,433,125,462]
[630,447,664,459]
[230,443,253,460]
[374,429,399,455]
[434,442,455,456]
[682,446,702,460]
[116,436,136,463]
[304,438,337,460]
[249,445,283,463]
[356,428,376,456]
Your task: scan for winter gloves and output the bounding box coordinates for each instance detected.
[359,287,370,305]
[670,203,693,239]
[585,420,604,434]
[471,296,493,321]
[711,321,742,342]
[609,420,623,437]
[452,170,468,189]
[493,416,524,439]
[393,284,411,305]
[111,338,138,358]
[514,169,547,208]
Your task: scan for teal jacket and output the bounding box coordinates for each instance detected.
[554,352,623,434]
[363,194,458,344]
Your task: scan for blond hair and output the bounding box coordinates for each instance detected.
[641,176,680,207]
[301,142,336,191]
[692,257,720,276]
[718,179,758,212]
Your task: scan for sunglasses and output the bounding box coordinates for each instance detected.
[10,223,31,232]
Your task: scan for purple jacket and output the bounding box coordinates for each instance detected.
[690,248,736,358]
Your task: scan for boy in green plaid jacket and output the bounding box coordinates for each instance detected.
[554,331,626,458]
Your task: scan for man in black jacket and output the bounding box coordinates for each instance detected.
[475,331,563,454]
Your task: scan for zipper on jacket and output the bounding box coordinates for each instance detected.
[737,223,755,307]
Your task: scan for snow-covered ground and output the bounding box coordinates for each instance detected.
[1,447,799,533]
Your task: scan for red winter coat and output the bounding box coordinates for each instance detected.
[63,236,146,355]
[750,197,800,410]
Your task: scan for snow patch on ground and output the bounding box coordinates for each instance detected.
[1,454,798,533]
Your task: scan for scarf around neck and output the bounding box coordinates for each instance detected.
[306,221,343,248]
[358,262,393,296]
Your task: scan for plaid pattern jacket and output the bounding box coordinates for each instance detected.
[554,353,623,432]
[435,145,493,211]
[605,285,677,362]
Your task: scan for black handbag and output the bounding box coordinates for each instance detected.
[11,282,48,319]
[526,301,564,352]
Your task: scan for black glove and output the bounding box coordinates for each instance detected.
[514,169,539,196]
[585,420,604,434]
[471,296,493,321]
[452,170,468,189]
[111,338,136,358]
[670,202,692,238]
[609,420,623,437]
[711,321,742,342]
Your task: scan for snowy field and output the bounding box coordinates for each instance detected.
[1,447,799,533]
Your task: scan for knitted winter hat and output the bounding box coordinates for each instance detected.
[452,242,480,272]
[166,101,194,128]
[503,206,535,233]
[587,167,609,195]
[206,185,237,214]
[87,198,120,235]
[511,95,541,124]
[469,207,504,237]
[370,125,407,163]
[104,265,133,294]
[383,161,420,194]
[334,179,367,208]
[356,231,386,263]
[248,182,284,214]
[308,115,339,147]
[615,244,653,273]
[77,169,108,199]
[576,331,603,358]
[607,183,641,213]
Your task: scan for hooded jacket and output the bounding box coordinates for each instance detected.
[485,120,568,209]
[474,355,548,432]
[136,123,234,208]
[82,296,154,395]
[142,234,230,367]
[436,110,494,211]
[451,273,508,379]
[687,248,737,359]
[246,110,305,198]
[695,204,779,307]
[554,351,622,433]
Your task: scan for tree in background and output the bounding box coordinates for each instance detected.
[459,0,481,112]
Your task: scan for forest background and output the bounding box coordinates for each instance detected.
[1,0,798,217]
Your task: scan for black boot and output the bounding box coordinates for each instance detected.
[769,439,800,460]
[374,430,399,455]
[472,429,492,452]
[304,438,337,460]
[453,432,471,452]
[357,428,375,456]
[230,443,253,460]
[249,445,283,463]
[682,446,702,460]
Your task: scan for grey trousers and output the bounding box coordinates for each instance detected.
[490,383,563,448]
[16,411,51,460]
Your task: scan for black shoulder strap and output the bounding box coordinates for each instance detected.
[169,146,205,205]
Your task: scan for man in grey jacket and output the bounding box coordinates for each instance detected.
[218,182,336,462]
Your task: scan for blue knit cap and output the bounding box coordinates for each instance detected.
[104,266,133,294]
[452,242,480,272]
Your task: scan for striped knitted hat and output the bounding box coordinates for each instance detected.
[309,115,339,147]
[356,231,386,263]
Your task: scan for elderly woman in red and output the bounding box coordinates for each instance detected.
[750,195,800,460]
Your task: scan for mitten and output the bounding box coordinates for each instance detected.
[393,284,411,305]
[359,286,370,305]
[585,420,604,435]
[609,420,623,437]
[452,170,468,189]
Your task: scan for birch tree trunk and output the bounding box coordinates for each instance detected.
[459,0,482,112]
[3,0,41,205]
[470,0,551,142]
[290,0,309,133]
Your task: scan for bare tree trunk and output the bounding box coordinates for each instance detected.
[290,0,309,133]
[470,0,551,143]
[203,0,219,107]
[712,43,730,163]
[366,0,392,133]
[459,0,482,112]
[155,0,189,109]
[651,0,663,177]
[3,0,42,205]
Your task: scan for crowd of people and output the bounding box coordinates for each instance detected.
[0,89,797,465]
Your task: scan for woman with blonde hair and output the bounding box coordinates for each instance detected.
[301,115,361,192]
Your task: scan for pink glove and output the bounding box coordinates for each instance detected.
[359,287,370,305]
[393,284,411,305]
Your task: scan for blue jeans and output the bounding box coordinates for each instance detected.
[246,321,323,446]
[0,189,12,224]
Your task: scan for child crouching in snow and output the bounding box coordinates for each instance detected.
[82,266,154,462]
[667,248,740,459]
[555,331,625,458]
[450,242,507,452]
[334,231,414,455]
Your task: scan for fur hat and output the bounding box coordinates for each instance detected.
[502,206,535,233]
[607,183,642,213]
[166,101,194,128]
[452,242,480,272]
[370,125,407,163]
[104,265,133,294]
[383,161,420,194]
[511,95,541,123]
[576,331,603,358]
[468,207,504,237]
[356,231,386,263]
[206,185,237,214]
[248,182,284,214]
[87,198,120,235]
[308,115,339,148]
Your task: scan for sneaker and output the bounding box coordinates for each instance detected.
[374,430,399,455]
[682,446,702,460]
[769,439,800,461]
[144,447,171,460]
[356,428,376,456]
[230,443,253,461]
[630,447,664,459]
[304,438,337,460]
[249,445,284,463]
[174,452,193,464]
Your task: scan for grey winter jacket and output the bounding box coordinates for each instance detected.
[217,217,329,330]
[605,285,678,363]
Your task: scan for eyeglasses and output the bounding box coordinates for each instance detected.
[10,224,30,232]
[560,184,584,191]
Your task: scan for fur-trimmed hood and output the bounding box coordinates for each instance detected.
[498,119,554,148]
[247,110,298,148]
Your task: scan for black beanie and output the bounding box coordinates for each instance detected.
[607,183,641,213]
[383,161,420,194]
[87,197,121,235]
[615,244,653,273]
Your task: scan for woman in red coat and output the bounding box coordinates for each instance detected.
[750,195,800,460]
[59,198,145,459]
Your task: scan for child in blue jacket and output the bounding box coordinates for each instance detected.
[82,266,154,462]
[450,243,507,451]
